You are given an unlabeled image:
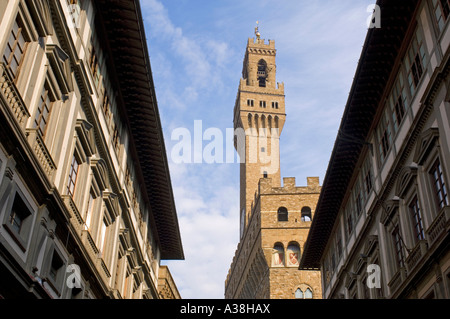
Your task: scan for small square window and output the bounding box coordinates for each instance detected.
[8,195,31,234]
[49,252,64,282]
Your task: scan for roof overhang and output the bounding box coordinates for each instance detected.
[300,0,419,269]
[95,0,184,260]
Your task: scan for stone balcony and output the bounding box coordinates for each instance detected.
[0,63,30,129]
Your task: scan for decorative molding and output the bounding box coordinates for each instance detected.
[395,165,418,198]
[381,198,400,226]
[413,127,440,165]
[46,44,74,96]
[75,119,95,157]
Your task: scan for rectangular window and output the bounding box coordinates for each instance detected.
[272,102,279,109]
[99,218,108,256]
[409,196,425,242]
[114,248,125,291]
[377,109,392,163]
[89,45,100,87]
[430,159,448,209]
[123,267,131,298]
[85,191,94,230]
[392,225,405,269]
[2,18,29,80]
[49,251,64,282]
[259,101,266,108]
[363,157,373,196]
[8,195,31,234]
[34,82,54,137]
[125,166,131,186]
[405,29,426,96]
[346,208,354,236]
[112,123,120,152]
[389,72,408,133]
[336,231,343,259]
[67,155,80,197]
[433,0,450,32]
[247,99,254,107]
[353,180,363,216]
[102,91,110,118]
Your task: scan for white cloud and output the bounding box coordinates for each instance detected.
[164,163,239,299]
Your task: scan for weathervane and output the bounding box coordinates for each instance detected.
[255,21,261,39]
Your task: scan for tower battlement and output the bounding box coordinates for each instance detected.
[247,37,276,49]
[259,177,321,195]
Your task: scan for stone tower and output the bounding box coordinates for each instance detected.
[233,27,286,238]
[226,27,322,299]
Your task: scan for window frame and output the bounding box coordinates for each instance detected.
[301,206,312,222]
[257,59,267,87]
[2,16,30,81]
[404,27,427,97]
[45,247,67,295]
[432,0,450,33]
[2,188,34,252]
[67,153,80,198]
[33,80,56,137]
[88,42,101,89]
[277,207,288,222]
[391,223,406,270]
[408,195,426,243]
[429,158,449,210]
[388,70,409,134]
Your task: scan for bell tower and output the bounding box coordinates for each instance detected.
[233,25,286,238]
[226,26,322,300]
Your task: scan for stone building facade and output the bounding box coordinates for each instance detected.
[0,0,183,299]
[157,265,181,299]
[300,0,450,299]
[225,29,321,299]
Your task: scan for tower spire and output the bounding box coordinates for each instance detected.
[255,21,261,39]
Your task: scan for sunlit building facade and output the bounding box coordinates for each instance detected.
[0,0,183,299]
[300,0,450,299]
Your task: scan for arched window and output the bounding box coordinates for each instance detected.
[272,243,285,266]
[287,243,300,266]
[278,207,288,222]
[257,59,267,87]
[301,206,312,222]
[261,115,266,129]
[295,286,314,299]
[248,113,252,128]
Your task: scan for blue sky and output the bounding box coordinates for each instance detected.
[140,0,375,299]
